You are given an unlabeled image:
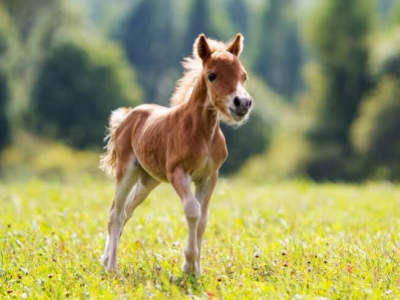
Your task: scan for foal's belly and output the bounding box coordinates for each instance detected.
[133,130,169,183]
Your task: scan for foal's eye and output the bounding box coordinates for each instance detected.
[208,72,216,82]
[243,74,248,82]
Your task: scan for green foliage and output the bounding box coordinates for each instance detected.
[0,7,10,56]
[0,71,10,150]
[221,113,268,174]
[185,0,219,51]
[1,0,66,118]
[350,29,400,180]
[31,38,142,148]
[392,0,400,24]
[272,0,373,181]
[254,0,303,99]
[227,0,249,38]
[120,0,177,104]
[1,180,400,297]
[305,0,372,146]
[241,127,311,181]
[370,26,400,78]
[1,132,102,181]
[351,78,400,179]
[243,0,374,181]
[0,5,14,150]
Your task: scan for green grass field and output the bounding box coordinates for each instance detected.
[1,178,400,299]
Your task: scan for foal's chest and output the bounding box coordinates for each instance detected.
[191,133,227,181]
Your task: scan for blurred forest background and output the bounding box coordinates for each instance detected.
[0,0,399,182]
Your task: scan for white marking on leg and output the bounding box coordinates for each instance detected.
[103,161,138,271]
[169,168,201,276]
[182,196,201,274]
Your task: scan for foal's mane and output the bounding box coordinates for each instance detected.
[170,38,227,107]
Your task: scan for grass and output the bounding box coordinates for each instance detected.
[0,178,400,299]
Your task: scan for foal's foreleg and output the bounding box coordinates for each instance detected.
[194,172,218,275]
[169,168,201,276]
[102,161,138,271]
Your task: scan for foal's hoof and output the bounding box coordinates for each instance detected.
[182,261,201,277]
[101,255,119,272]
[103,266,123,278]
[105,264,119,273]
[104,260,118,272]
[101,254,109,268]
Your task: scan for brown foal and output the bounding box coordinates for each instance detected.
[100,33,253,276]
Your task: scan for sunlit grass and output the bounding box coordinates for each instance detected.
[1,178,400,299]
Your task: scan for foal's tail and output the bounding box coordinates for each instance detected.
[100,107,131,177]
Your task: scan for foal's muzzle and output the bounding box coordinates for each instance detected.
[229,96,252,120]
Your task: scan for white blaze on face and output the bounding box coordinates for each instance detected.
[225,82,251,108]
[226,82,251,109]
[218,82,252,126]
[236,82,250,99]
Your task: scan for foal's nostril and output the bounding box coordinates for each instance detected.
[233,96,241,107]
[246,98,252,108]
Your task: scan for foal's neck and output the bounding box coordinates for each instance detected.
[185,75,219,140]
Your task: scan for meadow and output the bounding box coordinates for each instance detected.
[1,178,400,299]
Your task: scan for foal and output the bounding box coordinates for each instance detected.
[100,33,253,276]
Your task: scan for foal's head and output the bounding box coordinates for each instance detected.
[197,33,252,125]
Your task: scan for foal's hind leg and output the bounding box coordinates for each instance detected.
[102,157,139,271]
[123,170,159,227]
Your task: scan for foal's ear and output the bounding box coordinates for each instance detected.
[196,34,211,61]
[226,33,244,57]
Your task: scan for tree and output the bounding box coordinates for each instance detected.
[253,0,303,99]
[120,0,176,104]
[183,0,222,56]
[304,0,372,147]
[351,28,400,180]
[393,1,400,24]
[0,71,10,150]
[295,0,373,180]
[351,78,400,179]
[247,0,373,181]
[0,4,15,150]
[1,0,65,117]
[31,38,142,148]
[377,0,396,24]
[227,0,249,38]
[221,113,269,174]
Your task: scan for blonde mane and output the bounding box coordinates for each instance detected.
[170,38,228,107]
